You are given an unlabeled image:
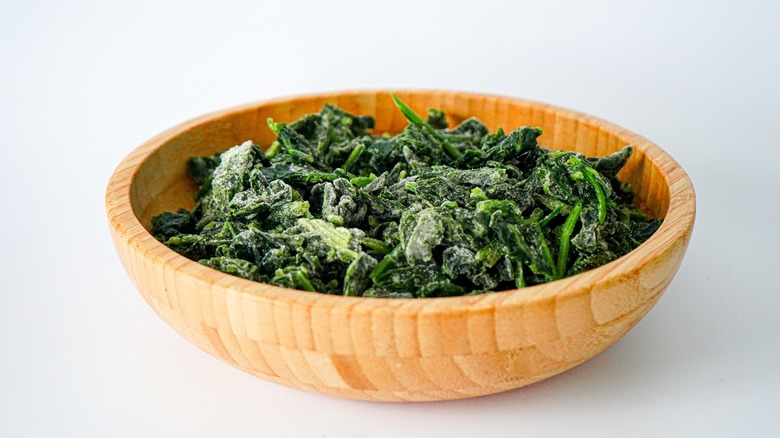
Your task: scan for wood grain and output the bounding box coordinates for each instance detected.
[106,90,695,402]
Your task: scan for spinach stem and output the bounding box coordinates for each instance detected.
[515,262,526,288]
[369,246,401,280]
[296,270,317,292]
[265,141,280,159]
[557,201,583,278]
[360,236,391,255]
[390,92,462,159]
[539,205,563,227]
[350,175,376,187]
[582,166,607,223]
[341,143,365,172]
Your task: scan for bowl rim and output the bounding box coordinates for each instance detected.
[106,89,695,312]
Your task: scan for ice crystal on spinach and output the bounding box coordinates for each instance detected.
[151,93,662,298]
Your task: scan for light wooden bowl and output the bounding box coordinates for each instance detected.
[106,90,695,402]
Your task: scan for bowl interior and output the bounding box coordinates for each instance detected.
[129,91,670,236]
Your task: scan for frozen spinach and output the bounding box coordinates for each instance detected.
[152,94,661,297]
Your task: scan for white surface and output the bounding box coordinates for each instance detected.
[2,1,779,436]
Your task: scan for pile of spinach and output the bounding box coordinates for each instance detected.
[152,94,661,298]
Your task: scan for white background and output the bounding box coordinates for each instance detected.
[2,1,779,436]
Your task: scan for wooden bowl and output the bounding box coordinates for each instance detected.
[106,90,695,402]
